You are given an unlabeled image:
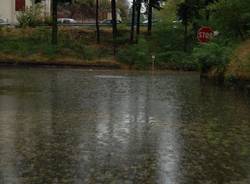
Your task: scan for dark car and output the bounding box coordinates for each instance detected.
[101,19,122,24]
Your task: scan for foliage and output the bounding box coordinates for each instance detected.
[68,0,128,19]
[17,4,43,27]
[154,23,186,51]
[156,0,182,23]
[0,28,113,60]
[74,0,95,19]
[177,0,196,25]
[2,0,250,75]
[209,0,250,40]
[117,38,151,69]
[225,40,250,80]
[44,16,53,26]
[153,1,190,50]
[157,51,199,70]
[193,42,232,72]
[117,0,129,19]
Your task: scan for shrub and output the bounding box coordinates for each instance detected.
[44,16,52,26]
[193,42,232,72]
[42,45,59,56]
[154,24,186,52]
[17,4,43,27]
[117,38,151,69]
[31,27,51,42]
[157,51,199,70]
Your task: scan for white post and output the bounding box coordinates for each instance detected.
[152,55,155,71]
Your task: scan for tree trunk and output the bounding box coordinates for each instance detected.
[238,27,245,41]
[96,0,100,43]
[184,21,188,52]
[136,0,141,42]
[205,0,210,21]
[183,0,188,52]
[205,9,210,21]
[111,0,117,55]
[130,0,136,42]
[52,0,58,45]
[148,0,152,35]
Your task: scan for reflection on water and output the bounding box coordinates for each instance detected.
[0,68,249,184]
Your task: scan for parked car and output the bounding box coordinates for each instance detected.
[0,18,9,26]
[101,19,122,24]
[142,19,159,25]
[57,18,77,24]
[172,20,182,29]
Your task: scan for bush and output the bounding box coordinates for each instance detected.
[44,16,52,26]
[157,51,199,70]
[117,38,151,69]
[154,24,186,52]
[17,4,43,27]
[31,27,51,42]
[193,42,232,72]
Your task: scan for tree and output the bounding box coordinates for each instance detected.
[75,0,95,22]
[130,0,136,42]
[117,0,129,20]
[111,0,117,54]
[177,0,202,51]
[96,0,100,43]
[100,0,111,13]
[52,0,58,45]
[209,0,250,40]
[136,0,142,41]
[147,0,153,35]
[144,0,163,35]
[177,0,191,51]
[204,0,217,20]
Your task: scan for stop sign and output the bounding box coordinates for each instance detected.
[197,27,214,43]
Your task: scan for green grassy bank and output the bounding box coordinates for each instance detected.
[0,27,200,71]
[226,40,250,81]
[1,27,250,84]
[0,27,129,69]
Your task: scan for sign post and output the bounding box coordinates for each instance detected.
[197,26,214,43]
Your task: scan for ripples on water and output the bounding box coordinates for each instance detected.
[0,68,249,184]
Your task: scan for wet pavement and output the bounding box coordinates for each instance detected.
[0,67,249,184]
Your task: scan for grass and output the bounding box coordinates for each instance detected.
[226,40,250,80]
[0,27,129,68]
[0,27,157,70]
[2,27,248,77]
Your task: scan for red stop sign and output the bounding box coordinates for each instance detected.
[197,27,214,43]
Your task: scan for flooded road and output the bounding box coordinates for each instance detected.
[0,67,249,184]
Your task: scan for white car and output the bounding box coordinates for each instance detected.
[142,19,158,24]
[0,18,9,26]
[172,20,182,29]
[57,18,77,24]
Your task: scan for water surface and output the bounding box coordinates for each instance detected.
[0,67,249,184]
